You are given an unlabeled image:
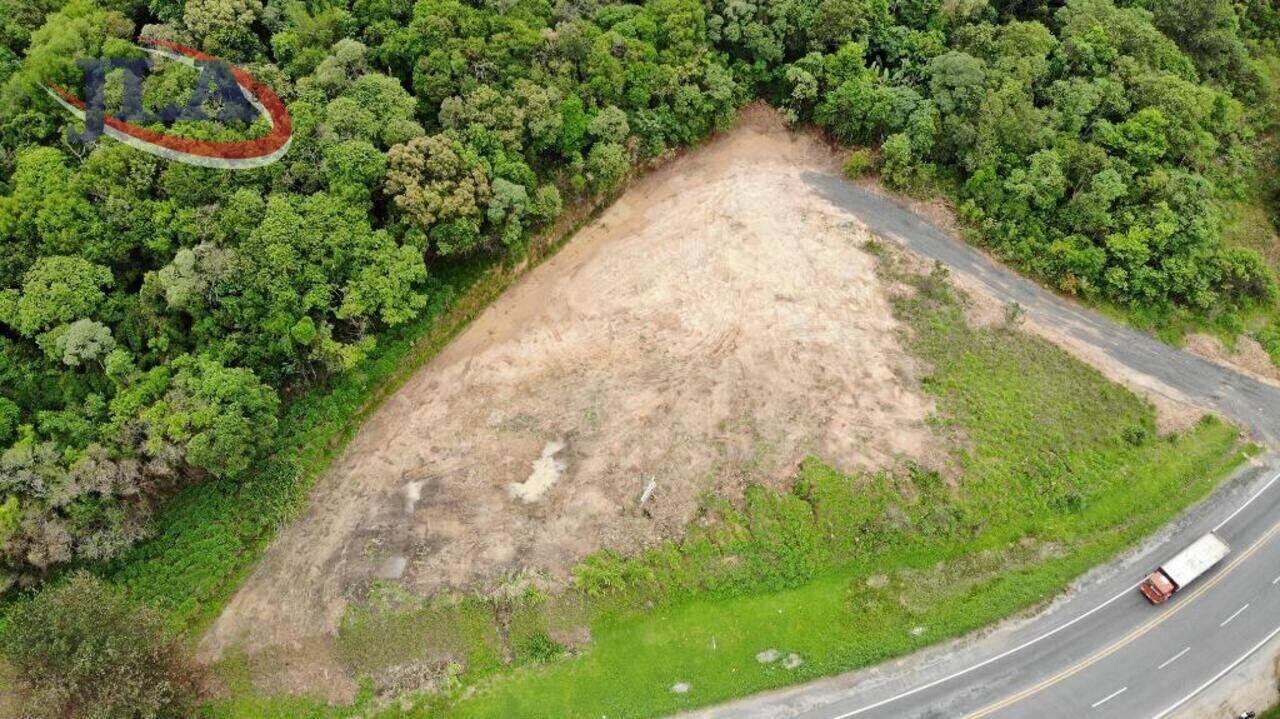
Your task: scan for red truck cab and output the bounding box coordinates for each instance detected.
[1139,569,1177,604]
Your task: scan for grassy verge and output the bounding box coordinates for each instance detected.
[206,249,1249,718]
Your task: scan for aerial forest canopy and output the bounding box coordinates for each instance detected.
[0,0,1277,590]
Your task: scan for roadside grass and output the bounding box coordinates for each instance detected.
[1260,319,1280,367]
[206,251,1248,718]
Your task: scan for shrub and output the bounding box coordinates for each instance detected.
[517,632,565,663]
[0,572,204,719]
[843,148,877,178]
[0,397,18,445]
[880,133,915,189]
[1003,301,1026,326]
[1257,317,1280,368]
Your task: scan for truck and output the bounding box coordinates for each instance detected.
[1140,532,1231,604]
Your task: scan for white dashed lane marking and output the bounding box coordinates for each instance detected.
[1220,603,1249,628]
[1157,647,1190,670]
[1091,687,1127,709]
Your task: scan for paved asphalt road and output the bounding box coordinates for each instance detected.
[679,176,1280,719]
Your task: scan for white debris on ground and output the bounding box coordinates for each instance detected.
[404,480,424,514]
[756,649,781,664]
[377,555,407,580]
[639,478,658,507]
[671,682,691,694]
[783,653,804,670]
[508,439,567,503]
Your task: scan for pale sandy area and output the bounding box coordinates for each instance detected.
[200,107,940,666]
[1184,333,1280,387]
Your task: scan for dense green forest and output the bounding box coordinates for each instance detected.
[1,0,1279,634]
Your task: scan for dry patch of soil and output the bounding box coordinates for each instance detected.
[1183,333,1280,387]
[201,108,940,664]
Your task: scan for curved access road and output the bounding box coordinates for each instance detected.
[679,174,1280,719]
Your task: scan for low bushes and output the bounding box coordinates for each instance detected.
[0,572,204,719]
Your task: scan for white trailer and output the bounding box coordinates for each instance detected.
[1140,532,1231,604]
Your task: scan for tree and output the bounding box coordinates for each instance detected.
[558,94,590,157]
[207,192,428,376]
[0,257,113,339]
[386,132,493,255]
[880,132,916,189]
[50,319,116,368]
[183,0,263,55]
[513,80,563,153]
[440,84,527,150]
[1096,108,1170,171]
[487,177,530,249]
[1004,149,1067,212]
[530,184,563,224]
[0,572,203,719]
[0,398,18,446]
[0,148,103,283]
[810,0,890,51]
[1152,0,1257,95]
[135,356,279,479]
[586,141,630,193]
[1064,167,1128,236]
[1214,247,1277,305]
[323,139,388,206]
[926,50,987,117]
[149,243,238,313]
[588,106,631,144]
[0,0,131,148]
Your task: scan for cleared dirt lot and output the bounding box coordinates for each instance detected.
[201,107,941,658]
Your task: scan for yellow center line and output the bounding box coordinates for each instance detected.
[962,520,1280,719]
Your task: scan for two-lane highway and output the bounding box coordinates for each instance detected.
[682,431,1280,719]
[955,484,1280,719]
[680,176,1280,719]
[757,463,1280,719]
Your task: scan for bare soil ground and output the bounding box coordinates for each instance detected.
[201,107,941,667]
[1183,333,1280,386]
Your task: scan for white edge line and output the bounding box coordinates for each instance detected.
[1157,647,1190,670]
[832,463,1280,718]
[1152,624,1280,719]
[1090,686,1127,709]
[1213,470,1280,532]
[829,582,1139,718]
[1219,603,1249,627]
